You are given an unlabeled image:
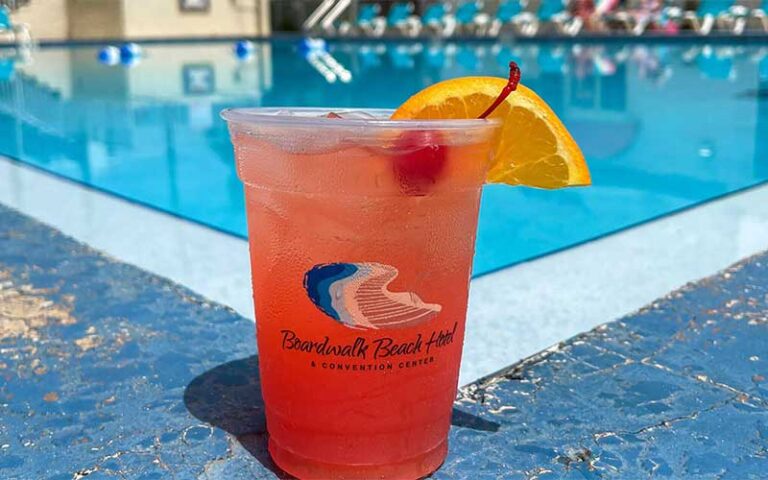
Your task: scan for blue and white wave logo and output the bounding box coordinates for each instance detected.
[303,262,442,330]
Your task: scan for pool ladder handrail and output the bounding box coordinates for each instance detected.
[303,0,352,32]
[321,0,352,31]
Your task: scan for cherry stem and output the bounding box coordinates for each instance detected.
[478,61,521,119]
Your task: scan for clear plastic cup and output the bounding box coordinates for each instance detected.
[222,108,499,479]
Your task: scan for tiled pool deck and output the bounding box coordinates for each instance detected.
[2,202,768,478]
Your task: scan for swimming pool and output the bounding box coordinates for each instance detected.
[1,39,767,276]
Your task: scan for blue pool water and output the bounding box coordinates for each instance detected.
[1,40,767,275]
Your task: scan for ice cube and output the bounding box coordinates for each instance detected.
[318,110,379,120]
[338,110,379,120]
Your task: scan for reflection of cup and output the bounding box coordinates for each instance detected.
[222,108,498,479]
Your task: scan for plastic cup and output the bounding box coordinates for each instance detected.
[222,108,499,479]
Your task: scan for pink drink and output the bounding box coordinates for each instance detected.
[223,108,499,479]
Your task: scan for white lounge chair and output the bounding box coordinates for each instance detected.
[488,0,529,37]
[420,2,457,37]
[730,0,768,34]
[604,0,663,36]
[517,0,583,36]
[664,0,739,35]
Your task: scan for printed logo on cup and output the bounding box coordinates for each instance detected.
[303,262,442,330]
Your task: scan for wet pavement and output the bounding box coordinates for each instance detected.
[1,202,767,479]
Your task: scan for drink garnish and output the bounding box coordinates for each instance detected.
[392,62,590,189]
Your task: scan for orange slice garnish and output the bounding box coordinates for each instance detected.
[391,68,590,189]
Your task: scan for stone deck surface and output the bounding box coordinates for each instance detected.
[1,203,767,479]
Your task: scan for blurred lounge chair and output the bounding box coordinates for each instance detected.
[452,1,494,36]
[338,3,385,36]
[664,0,737,35]
[521,0,583,36]
[386,2,421,36]
[730,0,768,34]
[488,0,529,36]
[755,5,768,32]
[0,6,31,45]
[604,0,662,35]
[420,2,457,36]
[507,0,543,35]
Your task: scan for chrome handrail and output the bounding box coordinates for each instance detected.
[303,0,339,31]
[321,0,352,31]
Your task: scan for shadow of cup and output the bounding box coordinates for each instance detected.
[184,355,266,436]
[183,356,291,477]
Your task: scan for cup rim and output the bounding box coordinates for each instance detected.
[220,107,501,130]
